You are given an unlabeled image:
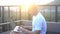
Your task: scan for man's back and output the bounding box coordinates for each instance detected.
[32,12,47,34]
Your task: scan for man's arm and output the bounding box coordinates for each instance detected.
[20,27,40,34]
[21,25,32,30]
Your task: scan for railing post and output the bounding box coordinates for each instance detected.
[55,6,58,22]
[2,6,4,23]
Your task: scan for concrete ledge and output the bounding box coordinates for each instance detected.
[23,22,60,32]
[0,22,60,34]
[47,22,60,32]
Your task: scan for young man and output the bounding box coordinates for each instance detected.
[19,4,47,34]
[10,4,47,34]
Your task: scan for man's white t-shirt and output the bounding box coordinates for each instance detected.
[32,12,47,34]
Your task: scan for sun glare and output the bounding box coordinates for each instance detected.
[1,0,54,12]
[10,7,20,12]
[20,0,54,12]
[0,0,54,5]
[21,0,33,12]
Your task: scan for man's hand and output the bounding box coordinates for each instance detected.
[9,30,20,34]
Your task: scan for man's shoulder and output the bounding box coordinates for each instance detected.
[36,13,44,19]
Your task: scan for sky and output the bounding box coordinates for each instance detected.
[0,0,54,6]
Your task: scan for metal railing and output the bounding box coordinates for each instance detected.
[0,19,32,32]
[0,5,60,32]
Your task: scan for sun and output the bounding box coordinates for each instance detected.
[21,0,34,12]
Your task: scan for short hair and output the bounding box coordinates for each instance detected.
[28,3,38,11]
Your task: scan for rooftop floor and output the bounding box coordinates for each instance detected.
[0,31,60,34]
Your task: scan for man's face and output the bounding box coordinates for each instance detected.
[28,8,35,16]
[28,6,37,16]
